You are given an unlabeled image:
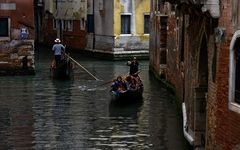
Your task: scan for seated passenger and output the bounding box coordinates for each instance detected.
[111,76,127,92]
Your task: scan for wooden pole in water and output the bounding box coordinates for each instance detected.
[65,54,100,81]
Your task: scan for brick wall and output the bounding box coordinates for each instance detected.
[166,14,184,100]
[43,19,87,50]
[204,1,240,149]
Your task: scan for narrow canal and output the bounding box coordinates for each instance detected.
[0,46,189,150]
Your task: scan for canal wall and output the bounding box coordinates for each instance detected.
[0,40,35,75]
[82,48,149,60]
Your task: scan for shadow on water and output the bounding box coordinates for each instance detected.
[109,100,143,118]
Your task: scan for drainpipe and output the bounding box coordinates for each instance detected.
[182,103,194,145]
[131,0,136,35]
[92,0,95,50]
[201,0,220,18]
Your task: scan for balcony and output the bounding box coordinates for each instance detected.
[165,0,220,18]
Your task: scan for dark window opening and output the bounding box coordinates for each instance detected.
[160,16,167,48]
[160,51,167,64]
[87,15,94,33]
[180,15,185,62]
[199,35,208,86]
[171,4,175,12]
[121,15,131,34]
[212,44,217,83]
[144,15,150,34]
[0,18,9,37]
[235,43,240,103]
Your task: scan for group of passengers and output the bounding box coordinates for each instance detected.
[111,57,142,93]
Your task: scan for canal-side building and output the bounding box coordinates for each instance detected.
[150,0,240,149]
[0,0,35,75]
[86,0,150,59]
[42,0,87,50]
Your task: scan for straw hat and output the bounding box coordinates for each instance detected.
[54,38,61,43]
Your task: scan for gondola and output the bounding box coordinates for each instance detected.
[50,58,73,79]
[110,76,143,103]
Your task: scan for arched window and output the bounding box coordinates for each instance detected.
[229,30,240,113]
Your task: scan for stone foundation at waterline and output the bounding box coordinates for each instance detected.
[0,40,35,75]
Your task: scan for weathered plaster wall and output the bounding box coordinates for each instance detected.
[86,0,114,51]
[45,0,87,20]
[114,0,150,51]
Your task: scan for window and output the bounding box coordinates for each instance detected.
[87,15,94,33]
[62,20,67,31]
[0,18,9,37]
[157,0,161,11]
[53,19,57,30]
[99,0,104,11]
[180,15,185,62]
[235,42,240,103]
[121,15,131,34]
[66,20,73,31]
[80,18,85,30]
[229,30,240,113]
[232,0,240,29]
[53,19,73,31]
[144,14,150,34]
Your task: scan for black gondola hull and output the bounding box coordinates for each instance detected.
[110,87,143,103]
[50,60,73,79]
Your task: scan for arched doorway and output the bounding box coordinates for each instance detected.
[194,34,208,148]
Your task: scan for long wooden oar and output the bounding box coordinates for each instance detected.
[96,80,114,87]
[96,74,129,87]
[65,54,100,81]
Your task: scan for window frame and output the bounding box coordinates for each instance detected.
[64,20,73,32]
[144,13,150,34]
[121,13,132,35]
[53,19,57,30]
[0,17,10,40]
[80,18,85,31]
[229,30,240,113]
[87,14,94,33]
[53,19,73,32]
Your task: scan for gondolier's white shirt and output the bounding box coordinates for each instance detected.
[52,44,65,55]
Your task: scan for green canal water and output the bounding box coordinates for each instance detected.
[0,46,190,149]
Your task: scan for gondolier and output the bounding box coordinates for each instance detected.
[52,38,65,66]
[50,38,73,79]
[127,57,140,77]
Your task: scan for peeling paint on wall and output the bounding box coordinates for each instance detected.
[45,0,87,20]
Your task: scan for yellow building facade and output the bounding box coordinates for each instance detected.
[113,0,150,52]
[86,0,150,59]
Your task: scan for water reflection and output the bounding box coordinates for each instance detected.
[0,77,35,150]
[52,80,73,149]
